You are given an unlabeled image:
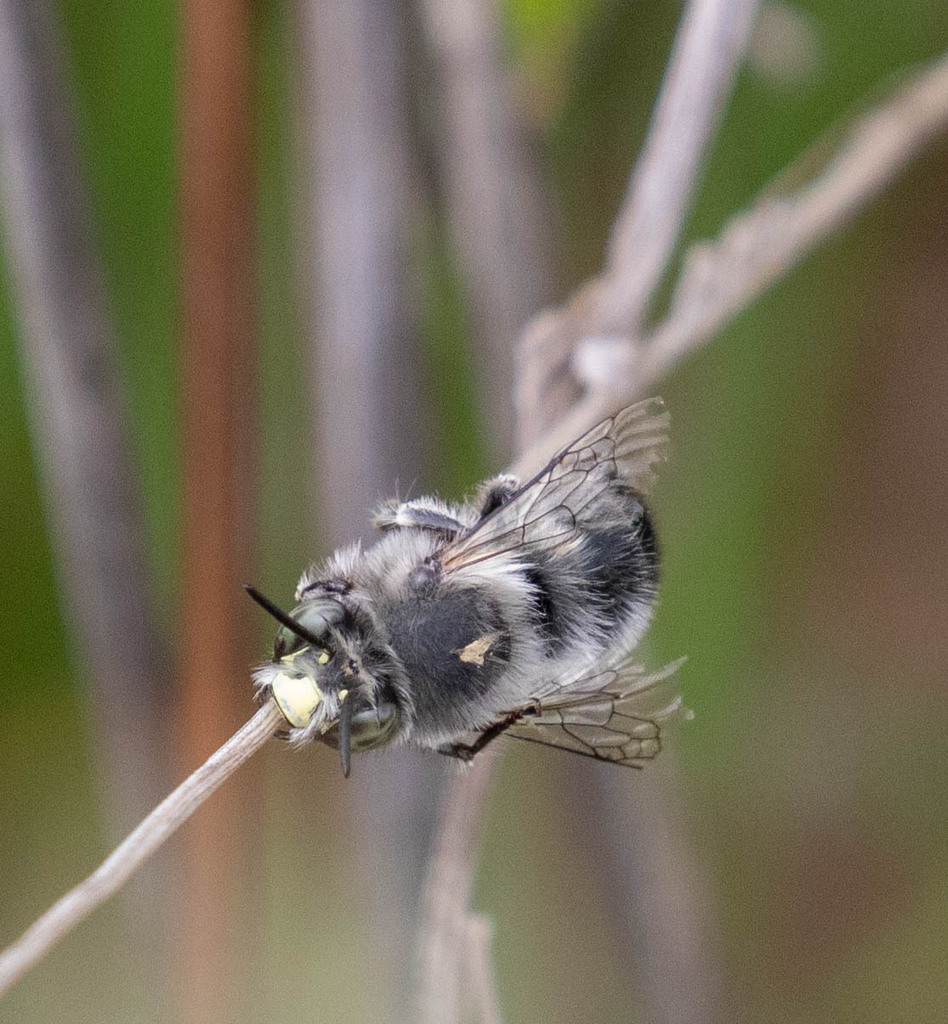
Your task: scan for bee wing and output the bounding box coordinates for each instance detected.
[441,398,668,571]
[504,656,690,768]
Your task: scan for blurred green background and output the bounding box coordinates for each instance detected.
[2,1,948,1022]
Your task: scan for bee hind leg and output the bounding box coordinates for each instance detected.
[475,475,520,517]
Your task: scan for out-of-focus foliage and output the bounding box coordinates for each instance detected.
[1,1,947,1022]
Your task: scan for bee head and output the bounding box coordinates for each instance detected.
[245,585,402,776]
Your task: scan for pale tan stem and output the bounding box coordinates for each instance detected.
[515,49,948,480]
[0,703,283,998]
[466,914,504,1024]
[517,0,758,448]
[417,27,948,1024]
[419,745,502,1024]
[421,3,761,1019]
[602,0,760,333]
[636,49,948,387]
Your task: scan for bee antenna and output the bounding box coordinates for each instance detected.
[243,584,326,649]
[338,696,353,778]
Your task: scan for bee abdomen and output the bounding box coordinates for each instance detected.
[583,513,659,611]
[523,490,659,654]
[522,559,572,653]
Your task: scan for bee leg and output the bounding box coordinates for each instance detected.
[373,498,465,537]
[475,475,520,517]
[437,744,476,763]
[438,705,535,762]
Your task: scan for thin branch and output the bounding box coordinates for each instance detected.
[602,0,760,334]
[520,47,948,478]
[636,47,948,386]
[419,745,502,1024]
[7,33,948,1023]
[420,4,758,1019]
[517,0,759,448]
[0,703,284,999]
[419,24,948,1024]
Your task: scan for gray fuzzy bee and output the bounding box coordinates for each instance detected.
[249,398,689,776]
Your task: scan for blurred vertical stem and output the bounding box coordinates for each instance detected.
[416,0,556,1021]
[0,0,170,963]
[178,0,259,1020]
[418,0,556,462]
[293,0,439,1020]
[295,0,427,544]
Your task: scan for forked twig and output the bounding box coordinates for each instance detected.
[516,0,760,449]
[519,48,948,479]
[0,703,284,997]
[601,0,760,334]
[637,48,948,384]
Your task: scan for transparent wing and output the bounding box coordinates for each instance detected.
[441,398,668,571]
[504,656,690,768]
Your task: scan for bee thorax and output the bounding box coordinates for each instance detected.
[249,399,680,770]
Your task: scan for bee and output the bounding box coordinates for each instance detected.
[248,398,689,777]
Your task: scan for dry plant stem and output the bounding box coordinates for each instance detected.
[523,48,948,476]
[421,4,759,1018]
[6,28,945,1024]
[517,0,758,449]
[0,703,283,1000]
[0,0,169,835]
[419,744,502,1024]
[418,0,556,459]
[602,0,760,333]
[637,48,948,383]
[466,915,504,1024]
[420,21,948,1024]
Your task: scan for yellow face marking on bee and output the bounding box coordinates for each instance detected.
[457,634,496,666]
[318,651,330,665]
[271,671,324,728]
[338,689,349,702]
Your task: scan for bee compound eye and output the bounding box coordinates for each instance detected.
[347,700,399,750]
[291,599,345,636]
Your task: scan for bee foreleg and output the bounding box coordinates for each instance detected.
[373,498,466,537]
